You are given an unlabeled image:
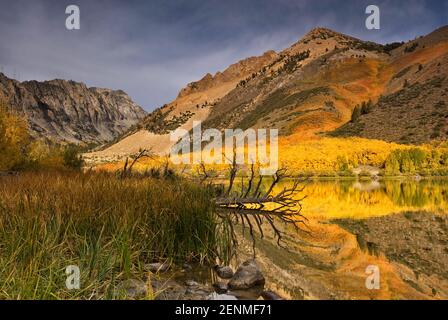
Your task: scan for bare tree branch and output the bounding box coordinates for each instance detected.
[120,148,154,178]
[214,162,308,255]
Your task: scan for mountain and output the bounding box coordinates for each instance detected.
[86,25,448,161]
[200,27,390,136]
[332,26,448,144]
[86,50,279,157]
[0,73,147,144]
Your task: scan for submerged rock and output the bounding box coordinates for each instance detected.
[214,265,234,279]
[152,279,186,300]
[228,260,265,290]
[116,279,147,299]
[185,283,213,299]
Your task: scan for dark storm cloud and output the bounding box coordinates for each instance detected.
[0,0,446,110]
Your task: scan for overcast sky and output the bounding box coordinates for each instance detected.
[0,0,447,111]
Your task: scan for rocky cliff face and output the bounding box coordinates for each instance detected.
[0,73,146,144]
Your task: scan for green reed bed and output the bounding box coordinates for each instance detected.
[0,171,230,299]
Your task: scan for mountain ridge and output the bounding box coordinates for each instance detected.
[84,25,448,161]
[0,73,147,144]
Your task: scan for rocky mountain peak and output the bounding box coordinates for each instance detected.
[177,50,278,99]
[303,27,341,39]
[0,73,147,144]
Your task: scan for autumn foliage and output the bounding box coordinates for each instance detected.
[0,98,84,171]
[0,99,30,170]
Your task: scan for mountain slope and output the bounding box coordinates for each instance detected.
[202,28,390,134]
[332,26,448,144]
[0,73,147,144]
[141,49,279,134]
[87,25,448,161]
[86,50,279,158]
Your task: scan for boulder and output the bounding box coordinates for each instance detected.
[228,260,265,290]
[214,265,234,279]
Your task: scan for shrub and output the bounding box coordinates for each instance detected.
[63,145,84,170]
[385,151,401,175]
[404,43,418,53]
[385,148,428,175]
[360,100,373,115]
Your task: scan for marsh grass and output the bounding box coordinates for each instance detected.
[0,171,230,299]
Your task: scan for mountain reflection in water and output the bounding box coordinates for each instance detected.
[278,178,448,219]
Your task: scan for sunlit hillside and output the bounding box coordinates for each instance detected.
[92,136,448,180]
[279,137,402,174]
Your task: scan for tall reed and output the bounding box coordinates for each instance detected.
[0,171,230,299]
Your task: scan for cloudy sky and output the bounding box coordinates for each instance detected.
[0,0,447,111]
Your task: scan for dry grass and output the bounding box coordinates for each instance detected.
[0,171,231,299]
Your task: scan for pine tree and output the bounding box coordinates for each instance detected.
[351,106,361,122]
[361,100,373,115]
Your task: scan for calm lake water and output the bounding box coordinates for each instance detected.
[244,178,448,299]
[298,178,448,219]
[171,178,448,300]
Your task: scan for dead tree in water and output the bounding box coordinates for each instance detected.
[198,155,307,256]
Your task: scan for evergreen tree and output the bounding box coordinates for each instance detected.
[361,100,373,115]
[351,106,361,122]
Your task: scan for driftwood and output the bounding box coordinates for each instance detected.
[117,146,307,257]
[197,152,307,257]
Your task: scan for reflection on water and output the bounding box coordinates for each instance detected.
[179,178,448,299]
[287,178,448,219]
[218,178,448,299]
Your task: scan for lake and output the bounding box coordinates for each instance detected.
[299,178,448,219]
[158,178,448,300]
[232,177,448,299]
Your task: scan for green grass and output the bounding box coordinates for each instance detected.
[0,171,231,299]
